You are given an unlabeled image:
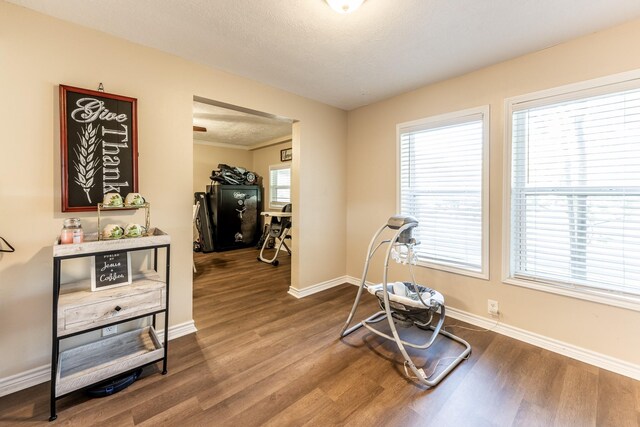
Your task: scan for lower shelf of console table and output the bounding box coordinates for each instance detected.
[55,326,164,397]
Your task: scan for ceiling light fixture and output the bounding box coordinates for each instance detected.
[326,0,365,14]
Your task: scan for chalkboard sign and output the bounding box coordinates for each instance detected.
[91,252,132,291]
[60,85,138,212]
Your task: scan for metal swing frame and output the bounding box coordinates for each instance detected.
[340,216,471,387]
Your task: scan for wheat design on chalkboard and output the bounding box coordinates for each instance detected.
[73,123,102,203]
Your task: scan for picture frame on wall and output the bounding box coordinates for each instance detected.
[60,85,138,212]
[280,148,292,162]
[90,251,132,291]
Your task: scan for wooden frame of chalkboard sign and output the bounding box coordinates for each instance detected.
[91,252,132,291]
[60,85,138,212]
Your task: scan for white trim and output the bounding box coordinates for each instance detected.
[504,277,640,313]
[507,68,640,110]
[345,275,360,286]
[396,121,400,219]
[0,364,50,398]
[415,260,489,281]
[268,163,292,209]
[0,320,197,397]
[445,307,640,381]
[288,276,350,298]
[503,70,640,311]
[396,105,490,279]
[481,105,490,281]
[269,163,292,171]
[502,95,515,287]
[156,319,198,342]
[396,106,487,132]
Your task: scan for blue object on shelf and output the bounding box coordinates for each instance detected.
[85,368,143,398]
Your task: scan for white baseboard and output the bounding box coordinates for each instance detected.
[0,320,197,398]
[444,307,640,381]
[345,275,360,286]
[156,319,198,342]
[288,275,351,298]
[0,364,50,398]
[341,278,640,380]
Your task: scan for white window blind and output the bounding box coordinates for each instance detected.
[269,164,291,208]
[399,107,488,276]
[510,84,640,297]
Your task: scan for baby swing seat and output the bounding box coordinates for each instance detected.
[368,281,443,320]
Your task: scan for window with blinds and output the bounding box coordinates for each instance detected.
[398,107,489,277]
[508,79,640,299]
[269,164,291,208]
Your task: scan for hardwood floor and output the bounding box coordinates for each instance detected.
[2,247,639,426]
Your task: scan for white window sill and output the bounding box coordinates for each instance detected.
[269,203,288,210]
[503,276,640,312]
[416,260,489,281]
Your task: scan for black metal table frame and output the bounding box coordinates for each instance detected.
[50,244,170,421]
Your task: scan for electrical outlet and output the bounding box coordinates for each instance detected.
[102,325,117,337]
[488,299,499,316]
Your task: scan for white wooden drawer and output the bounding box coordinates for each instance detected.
[58,279,165,337]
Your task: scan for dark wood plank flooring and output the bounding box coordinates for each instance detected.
[1,247,639,426]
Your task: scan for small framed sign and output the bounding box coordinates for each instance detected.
[60,85,138,212]
[280,148,292,162]
[91,252,132,291]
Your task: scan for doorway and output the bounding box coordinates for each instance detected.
[191,97,294,302]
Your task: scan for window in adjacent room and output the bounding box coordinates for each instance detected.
[269,163,291,209]
[398,106,489,278]
[506,73,640,307]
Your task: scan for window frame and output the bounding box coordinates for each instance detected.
[503,69,640,311]
[396,105,490,280]
[268,163,291,209]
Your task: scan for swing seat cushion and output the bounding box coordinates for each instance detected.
[367,281,444,309]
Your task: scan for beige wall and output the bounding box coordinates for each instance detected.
[192,143,253,195]
[0,1,347,380]
[346,18,640,366]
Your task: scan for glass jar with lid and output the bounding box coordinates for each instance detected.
[60,218,84,244]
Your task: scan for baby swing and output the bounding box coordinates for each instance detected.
[257,204,292,266]
[340,215,471,387]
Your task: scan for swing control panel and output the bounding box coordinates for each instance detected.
[388,215,418,245]
[387,215,418,229]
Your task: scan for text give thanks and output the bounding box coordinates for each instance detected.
[60,85,138,212]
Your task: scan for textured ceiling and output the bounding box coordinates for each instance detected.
[8,0,640,110]
[193,101,292,147]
